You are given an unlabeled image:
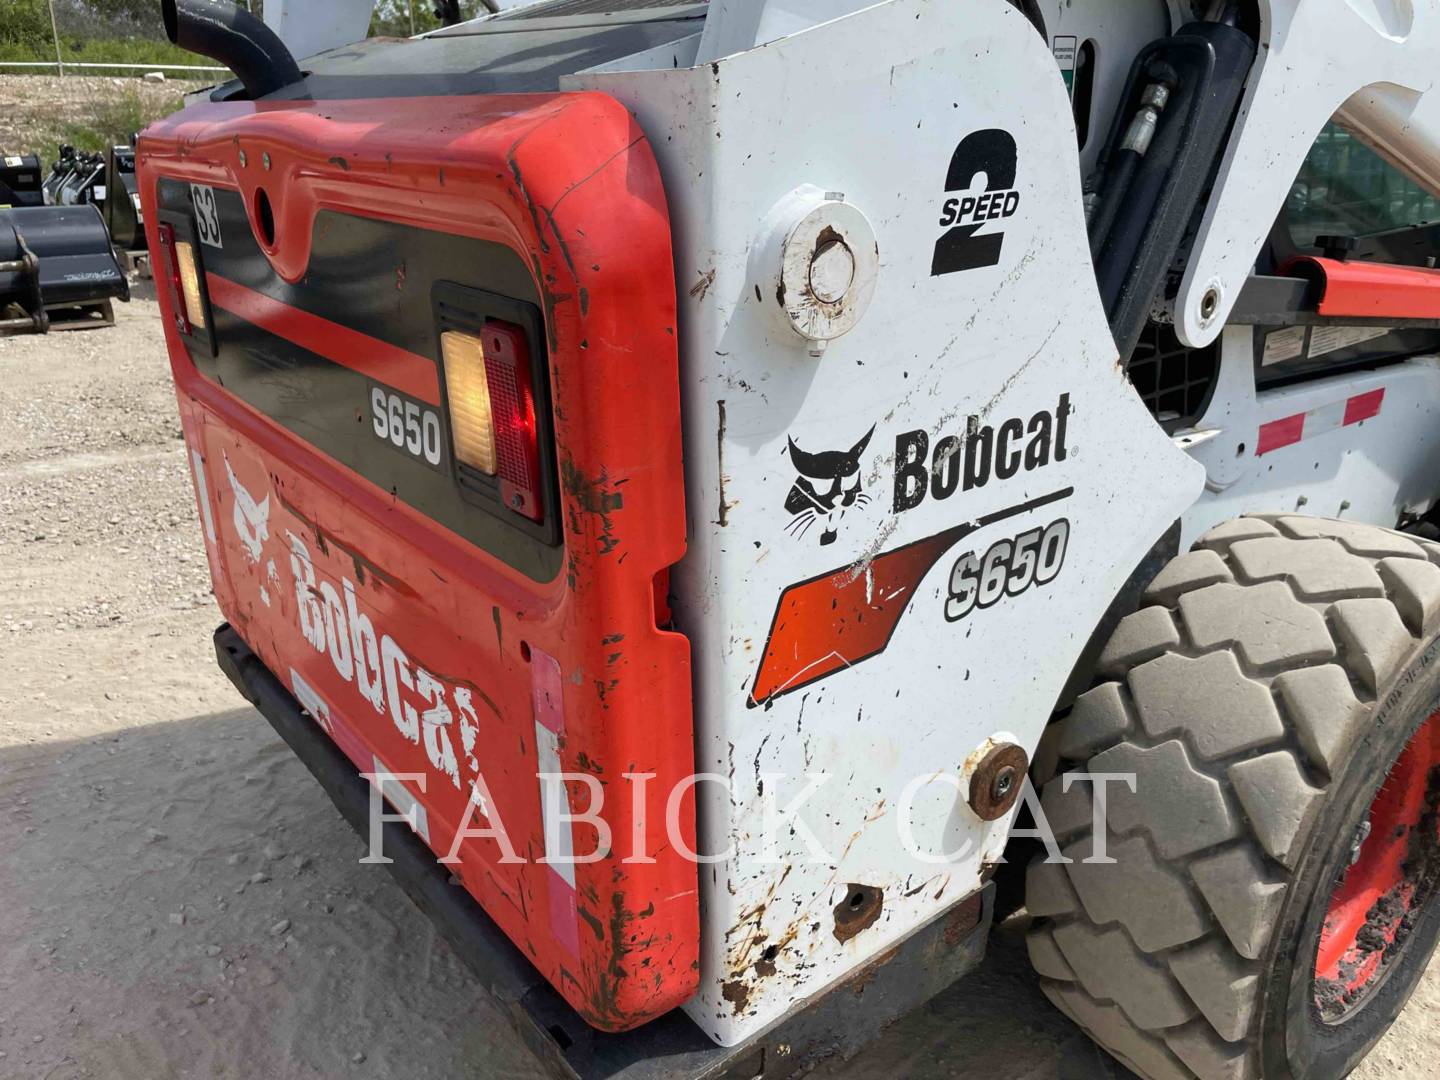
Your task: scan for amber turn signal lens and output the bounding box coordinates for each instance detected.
[173,240,206,331]
[441,330,497,475]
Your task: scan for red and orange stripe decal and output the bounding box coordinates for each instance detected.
[751,487,1073,705]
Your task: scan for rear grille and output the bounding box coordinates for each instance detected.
[497,0,704,18]
[1126,322,1219,431]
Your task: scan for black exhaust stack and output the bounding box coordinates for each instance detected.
[162,0,302,100]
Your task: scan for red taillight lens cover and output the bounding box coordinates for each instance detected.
[481,319,543,523]
[155,222,190,336]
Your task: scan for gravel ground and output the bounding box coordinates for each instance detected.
[0,75,205,159]
[0,299,1436,1079]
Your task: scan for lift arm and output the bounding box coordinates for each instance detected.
[1175,0,1440,348]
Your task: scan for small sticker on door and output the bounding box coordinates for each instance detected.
[1262,326,1306,366]
[1309,325,1390,359]
[191,184,223,248]
[1053,36,1078,98]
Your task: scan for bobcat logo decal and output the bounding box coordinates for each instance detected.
[784,426,875,546]
[223,451,270,565]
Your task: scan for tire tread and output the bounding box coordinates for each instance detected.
[1025,516,1427,1079]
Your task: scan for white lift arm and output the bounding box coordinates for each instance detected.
[262,0,376,59]
[257,0,540,58]
[1175,0,1440,348]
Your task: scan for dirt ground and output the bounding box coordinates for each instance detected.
[1,297,1437,1079]
[0,75,205,159]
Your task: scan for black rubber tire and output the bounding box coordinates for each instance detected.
[1024,514,1440,1079]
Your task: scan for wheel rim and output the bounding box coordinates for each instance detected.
[1313,707,1440,1021]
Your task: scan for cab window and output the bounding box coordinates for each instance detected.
[1287,121,1440,250]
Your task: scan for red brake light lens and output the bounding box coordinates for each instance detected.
[482,320,543,523]
[156,222,190,335]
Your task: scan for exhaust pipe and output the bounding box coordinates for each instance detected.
[162,0,302,99]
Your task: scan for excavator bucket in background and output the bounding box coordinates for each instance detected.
[0,205,129,334]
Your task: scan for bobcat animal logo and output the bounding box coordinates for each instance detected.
[784,426,875,546]
[223,452,270,564]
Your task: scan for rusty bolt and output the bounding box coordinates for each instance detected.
[968,742,1029,821]
[991,765,1017,802]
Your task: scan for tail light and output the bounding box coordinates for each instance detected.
[174,240,207,331]
[441,320,543,523]
[156,222,190,335]
[443,331,498,473]
[156,222,207,335]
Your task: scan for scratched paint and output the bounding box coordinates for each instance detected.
[580,0,1204,1045]
[143,88,699,1032]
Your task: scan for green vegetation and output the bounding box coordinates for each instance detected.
[15,85,188,161]
[0,0,54,50]
[60,86,187,153]
[369,1,494,38]
[0,38,223,73]
[0,0,228,74]
[2,0,499,70]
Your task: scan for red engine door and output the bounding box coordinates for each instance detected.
[138,91,696,1032]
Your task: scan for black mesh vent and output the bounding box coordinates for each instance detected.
[497,0,704,18]
[1126,323,1219,431]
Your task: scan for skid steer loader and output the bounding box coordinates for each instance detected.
[141,0,1440,1076]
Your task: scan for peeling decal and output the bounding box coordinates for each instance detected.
[189,447,218,545]
[368,757,431,845]
[751,487,1074,705]
[287,531,468,791]
[215,454,482,797]
[223,451,270,563]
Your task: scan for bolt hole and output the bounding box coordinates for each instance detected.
[762,944,779,962]
[1200,287,1220,320]
[1236,443,1246,457]
[254,187,276,248]
[832,883,884,942]
[519,641,532,663]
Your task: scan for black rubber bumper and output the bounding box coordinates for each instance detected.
[214,623,992,1079]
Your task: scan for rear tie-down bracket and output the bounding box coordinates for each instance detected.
[213,623,993,1079]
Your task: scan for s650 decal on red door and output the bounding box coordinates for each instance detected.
[370,385,444,469]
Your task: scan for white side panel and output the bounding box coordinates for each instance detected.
[697,0,878,62]
[576,0,1203,1046]
[264,0,376,59]
[1180,330,1440,542]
